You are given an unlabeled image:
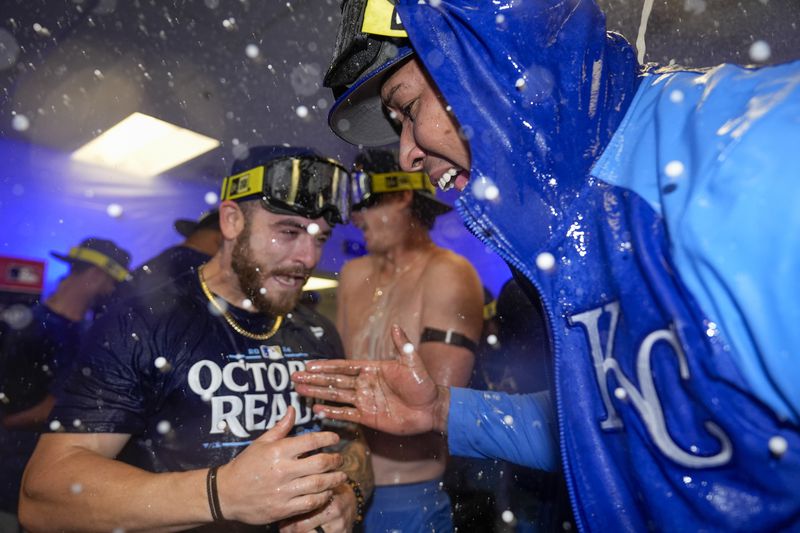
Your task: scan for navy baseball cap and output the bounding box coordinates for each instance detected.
[50,238,132,282]
[327,44,414,147]
[324,0,415,147]
[174,209,220,238]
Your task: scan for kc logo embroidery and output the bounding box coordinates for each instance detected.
[569,301,732,468]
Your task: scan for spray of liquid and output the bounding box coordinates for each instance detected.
[635,0,656,64]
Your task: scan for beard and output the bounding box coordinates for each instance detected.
[230,223,308,315]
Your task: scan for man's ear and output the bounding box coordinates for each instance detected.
[399,190,414,208]
[218,200,246,240]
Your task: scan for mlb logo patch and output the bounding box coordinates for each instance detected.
[261,345,284,361]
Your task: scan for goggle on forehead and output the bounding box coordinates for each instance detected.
[220,156,350,225]
[351,171,435,210]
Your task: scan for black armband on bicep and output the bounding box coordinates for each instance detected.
[419,327,477,352]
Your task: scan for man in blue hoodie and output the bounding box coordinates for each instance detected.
[293,0,800,530]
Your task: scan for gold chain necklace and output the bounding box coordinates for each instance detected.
[198,265,283,341]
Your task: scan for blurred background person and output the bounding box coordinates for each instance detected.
[0,237,130,531]
[113,209,221,302]
[336,148,484,532]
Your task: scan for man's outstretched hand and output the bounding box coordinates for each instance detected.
[292,325,450,435]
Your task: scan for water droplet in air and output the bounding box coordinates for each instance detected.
[307,223,320,235]
[402,342,415,354]
[205,191,218,205]
[501,510,515,523]
[106,203,123,218]
[536,252,556,272]
[245,44,260,58]
[664,160,684,178]
[2,304,33,330]
[0,28,21,70]
[768,435,788,457]
[749,40,771,63]
[12,114,29,131]
[157,420,171,434]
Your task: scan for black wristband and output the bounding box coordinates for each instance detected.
[419,327,477,352]
[206,465,225,522]
[345,477,365,524]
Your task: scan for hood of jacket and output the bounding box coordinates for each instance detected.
[395,0,640,256]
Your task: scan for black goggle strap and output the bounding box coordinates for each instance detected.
[419,327,478,353]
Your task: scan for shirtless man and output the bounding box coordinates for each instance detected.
[336,149,484,532]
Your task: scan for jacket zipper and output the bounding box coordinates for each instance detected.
[455,197,585,533]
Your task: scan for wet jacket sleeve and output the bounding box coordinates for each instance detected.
[447,387,558,471]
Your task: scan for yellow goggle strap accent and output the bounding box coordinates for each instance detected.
[67,247,129,282]
[370,171,436,196]
[362,0,408,38]
[483,299,497,321]
[220,166,266,202]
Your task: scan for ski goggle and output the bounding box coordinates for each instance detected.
[351,170,435,210]
[221,156,350,225]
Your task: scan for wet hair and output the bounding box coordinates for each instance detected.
[373,191,436,230]
[237,199,260,221]
[410,193,437,230]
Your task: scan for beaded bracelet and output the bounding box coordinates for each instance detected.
[345,477,365,524]
[206,465,225,522]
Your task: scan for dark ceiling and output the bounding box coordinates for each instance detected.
[0,0,798,186]
[0,0,356,186]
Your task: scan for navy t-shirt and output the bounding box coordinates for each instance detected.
[51,271,343,474]
[112,245,211,304]
[0,303,82,415]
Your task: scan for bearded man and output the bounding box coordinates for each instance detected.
[20,146,372,533]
